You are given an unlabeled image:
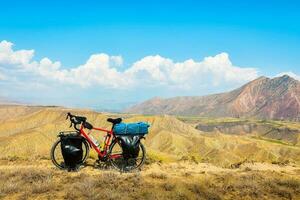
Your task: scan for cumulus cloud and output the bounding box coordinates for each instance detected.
[125,53,258,89]
[0,40,34,66]
[0,40,259,90]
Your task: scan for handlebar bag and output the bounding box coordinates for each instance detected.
[118,135,141,159]
[60,135,83,170]
[113,122,150,135]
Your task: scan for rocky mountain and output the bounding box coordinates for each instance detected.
[125,75,300,121]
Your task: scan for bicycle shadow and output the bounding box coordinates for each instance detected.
[81,161,114,171]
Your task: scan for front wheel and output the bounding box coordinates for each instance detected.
[109,139,146,172]
[50,138,90,169]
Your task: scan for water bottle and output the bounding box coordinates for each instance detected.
[100,135,108,151]
[90,135,100,148]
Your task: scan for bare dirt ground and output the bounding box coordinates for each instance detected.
[0,159,299,200]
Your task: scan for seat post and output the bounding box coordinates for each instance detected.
[112,123,115,130]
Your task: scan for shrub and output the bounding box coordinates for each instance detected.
[162,182,176,191]
[149,172,167,179]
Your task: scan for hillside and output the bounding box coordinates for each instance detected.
[0,106,300,167]
[126,75,300,121]
[177,117,300,146]
[1,105,300,199]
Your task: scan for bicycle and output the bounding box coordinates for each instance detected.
[50,112,146,171]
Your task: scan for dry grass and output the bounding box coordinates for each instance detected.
[148,172,168,179]
[0,162,299,200]
[0,106,300,199]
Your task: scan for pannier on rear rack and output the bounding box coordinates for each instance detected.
[59,132,84,171]
[113,122,150,159]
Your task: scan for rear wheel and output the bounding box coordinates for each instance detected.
[109,139,146,172]
[50,138,90,169]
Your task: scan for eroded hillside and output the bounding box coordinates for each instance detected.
[126,75,300,121]
[0,106,300,167]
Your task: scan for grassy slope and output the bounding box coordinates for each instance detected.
[0,106,300,167]
[0,161,299,200]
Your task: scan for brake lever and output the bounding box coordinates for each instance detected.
[68,114,75,128]
[66,112,72,120]
[74,123,80,131]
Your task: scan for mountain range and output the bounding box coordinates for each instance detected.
[126,75,300,121]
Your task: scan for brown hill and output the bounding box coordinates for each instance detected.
[0,106,300,167]
[125,75,300,121]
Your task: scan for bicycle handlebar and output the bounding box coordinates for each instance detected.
[66,112,86,131]
[66,112,93,131]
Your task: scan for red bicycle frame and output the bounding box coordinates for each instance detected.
[79,124,121,159]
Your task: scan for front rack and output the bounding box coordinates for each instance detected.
[58,131,80,137]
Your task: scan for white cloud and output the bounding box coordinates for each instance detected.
[0,40,259,90]
[110,56,123,67]
[276,71,300,81]
[0,40,34,66]
[0,71,5,80]
[125,53,258,89]
[65,54,131,88]
[125,55,174,85]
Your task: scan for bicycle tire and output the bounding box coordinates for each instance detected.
[109,139,146,172]
[50,138,90,169]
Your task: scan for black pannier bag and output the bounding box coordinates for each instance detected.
[118,136,141,159]
[60,134,83,170]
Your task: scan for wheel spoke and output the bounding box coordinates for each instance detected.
[51,138,89,170]
[110,140,146,172]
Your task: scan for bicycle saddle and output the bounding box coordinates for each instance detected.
[107,118,122,124]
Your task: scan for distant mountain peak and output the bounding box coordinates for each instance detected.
[148,96,163,101]
[280,74,294,79]
[245,76,269,85]
[275,74,297,83]
[126,75,300,121]
[256,75,269,80]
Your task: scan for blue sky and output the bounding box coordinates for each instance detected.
[0,0,300,110]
